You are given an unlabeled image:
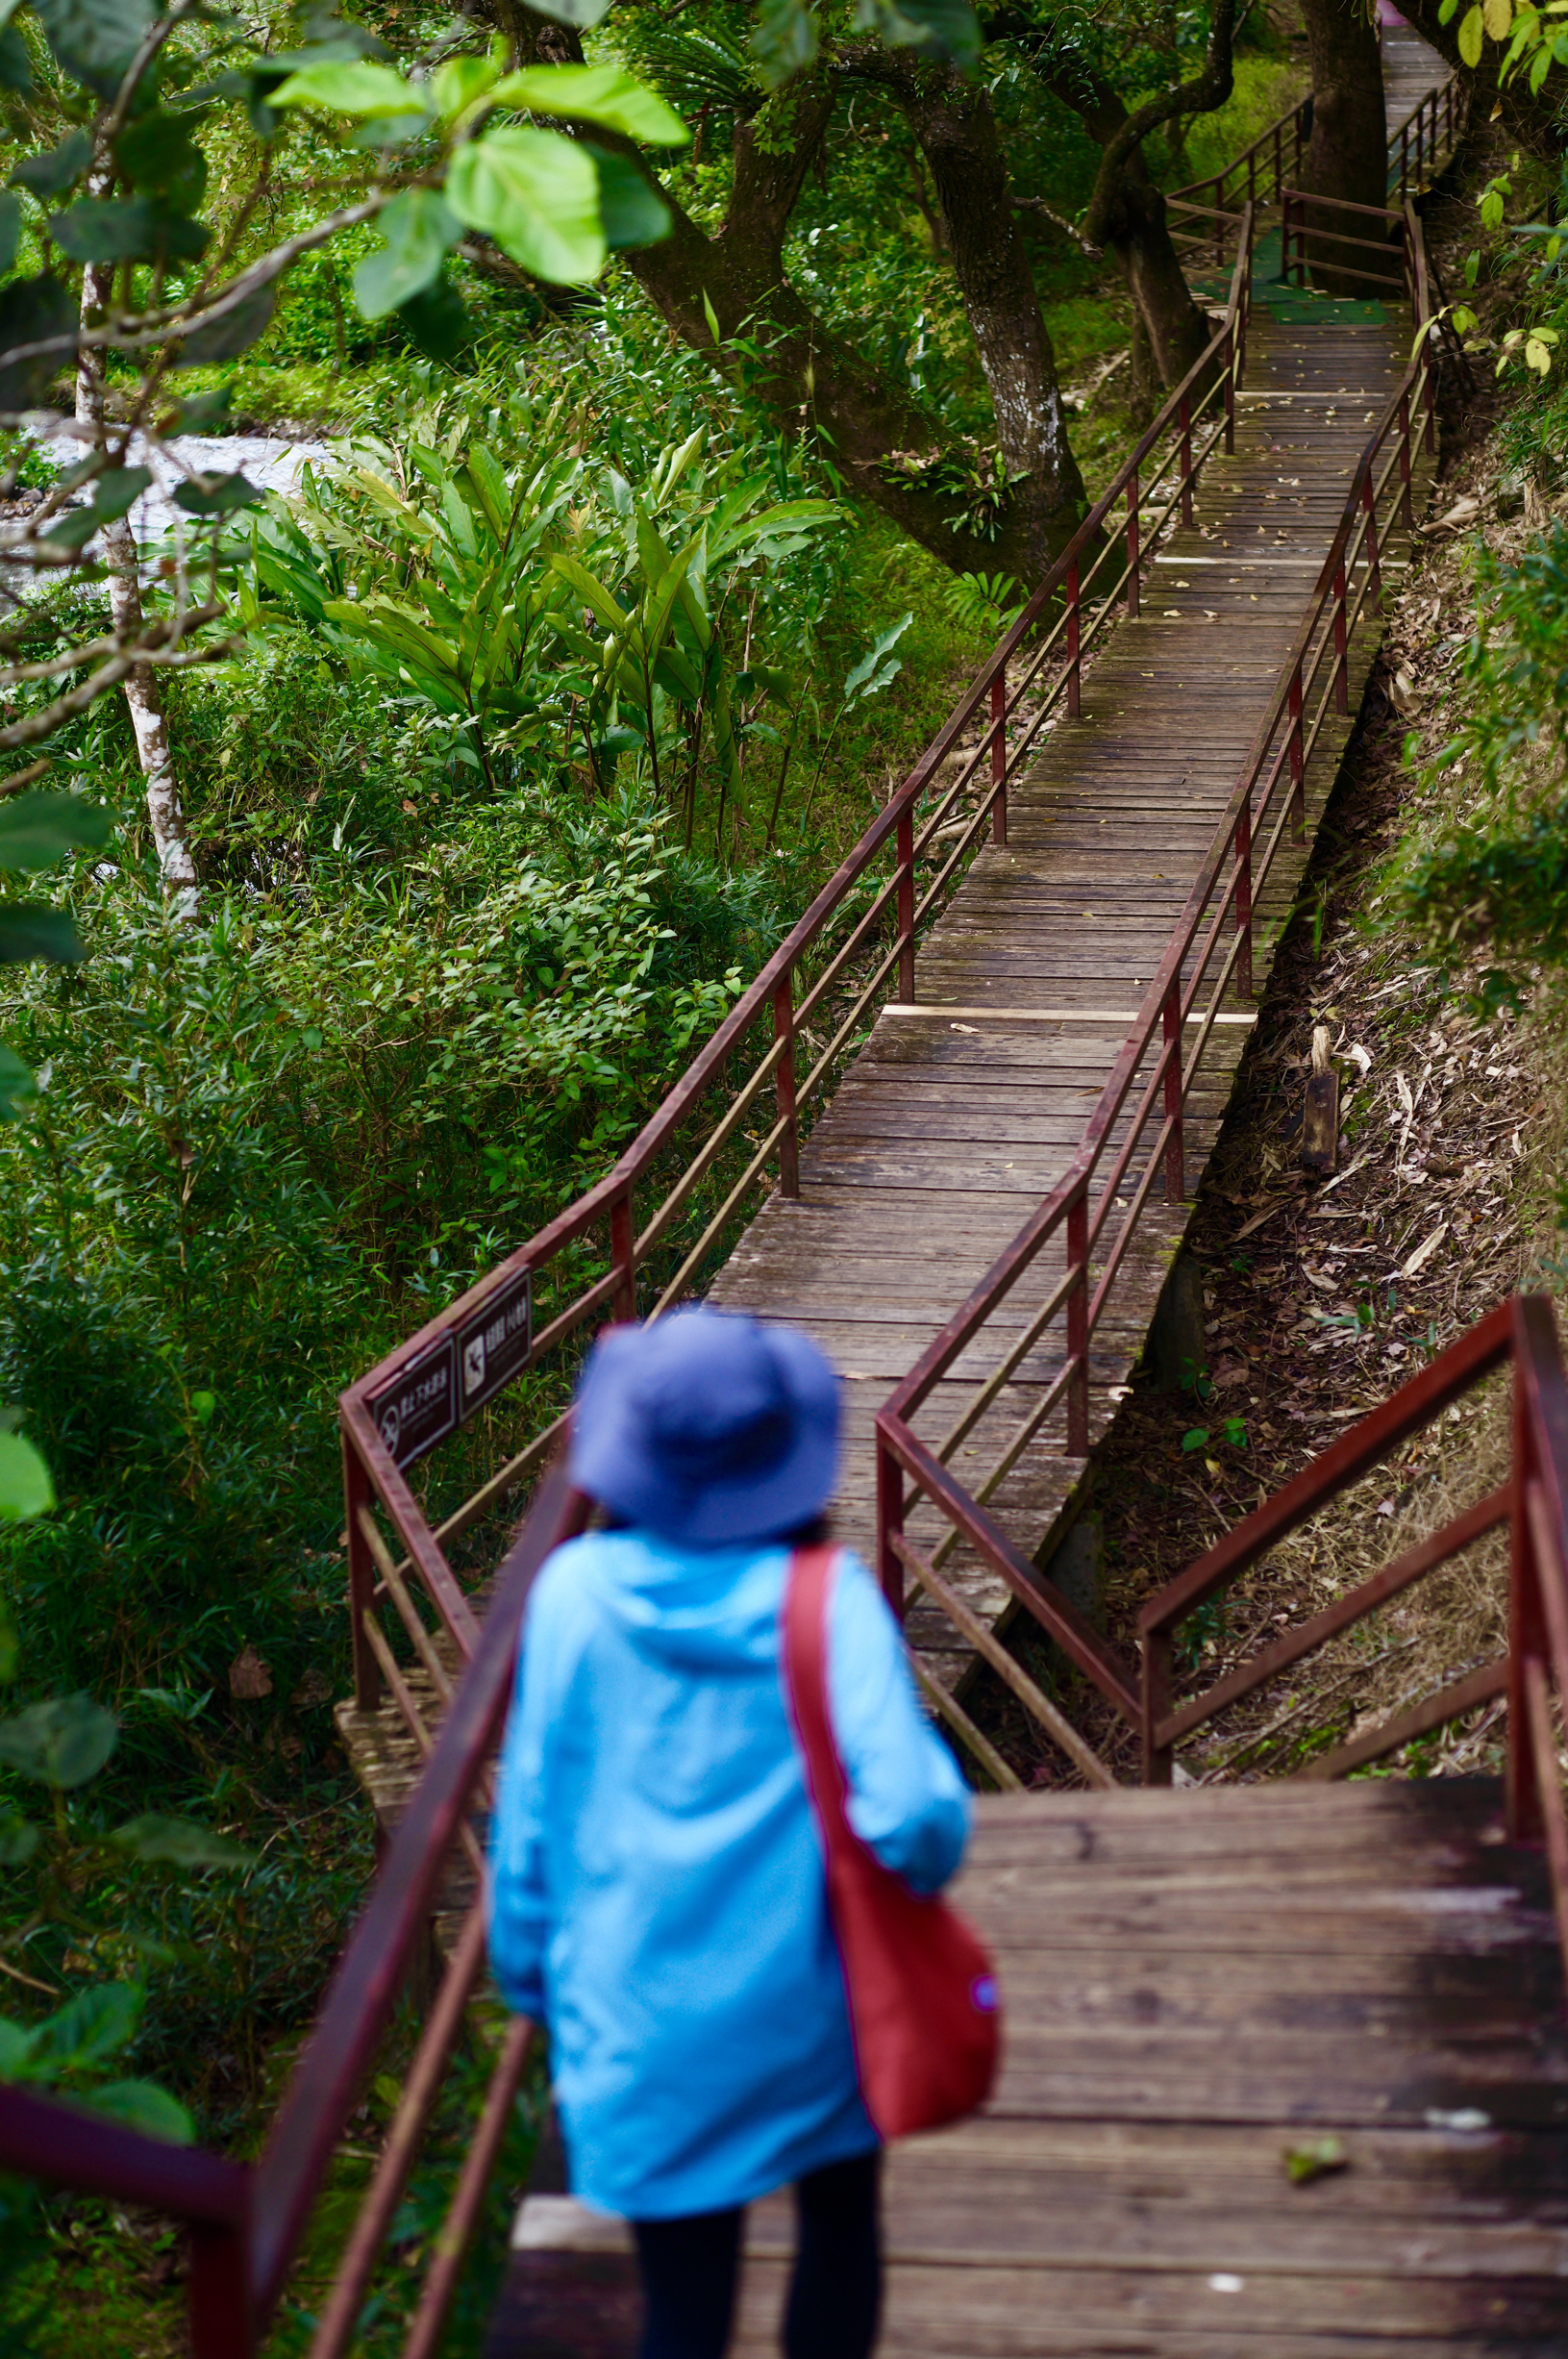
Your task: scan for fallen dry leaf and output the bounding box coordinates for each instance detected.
[229,1645,272,1701]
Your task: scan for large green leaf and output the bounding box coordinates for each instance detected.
[173,285,276,368]
[587,147,671,250]
[549,550,629,633]
[523,0,614,23]
[353,188,460,320]
[30,1983,138,2072]
[109,1815,254,1869]
[113,109,210,211]
[0,21,30,91]
[0,1809,37,1865]
[752,0,820,86]
[172,471,261,517]
[0,1043,37,1123]
[49,198,211,264]
[853,0,981,69]
[445,126,605,285]
[35,0,155,99]
[11,129,92,197]
[396,273,471,363]
[83,2079,194,2145]
[270,60,430,116]
[0,276,77,410]
[0,189,18,277]
[0,1694,116,1787]
[0,905,86,964]
[0,792,111,874]
[0,1430,53,1519]
[490,63,688,147]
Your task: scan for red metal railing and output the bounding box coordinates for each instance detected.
[329,206,1259,1755]
[1170,63,1465,272]
[1138,1299,1568,1853]
[870,196,1442,1772]
[0,1454,586,2359]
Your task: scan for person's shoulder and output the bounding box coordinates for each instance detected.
[526,1530,620,1635]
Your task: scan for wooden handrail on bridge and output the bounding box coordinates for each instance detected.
[331,205,1259,1739]
[871,196,1442,1746]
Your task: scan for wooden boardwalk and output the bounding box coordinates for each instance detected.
[489,1779,1568,2357]
[708,55,1449,1693]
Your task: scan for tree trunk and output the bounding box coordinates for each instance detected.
[860,55,1085,576]
[76,259,199,915]
[1298,0,1396,295]
[496,13,1086,587]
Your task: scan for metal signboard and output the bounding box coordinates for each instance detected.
[365,1335,458,1470]
[457,1267,533,1418]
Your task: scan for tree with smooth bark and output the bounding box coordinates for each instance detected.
[1297,0,1395,292]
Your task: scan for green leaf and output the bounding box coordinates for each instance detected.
[0,1429,48,1519]
[395,272,471,363]
[0,275,78,410]
[353,188,460,319]
[1181,1428,1210,1452]
[172,471,262,517]
[85,2079,195,2145]
[49,199,210,265]
[0,905,87,964]
[113,109,209,211]
[548,549,629,632]
[0,1694,116,1787]
[90,465,153,522]
[1459,4,1485,63]
[431,54,499,122]
[34,0,155,99]
[445,125,606,284]
[0,1043,37,1123]
[189,1391,216,1427]
[109,1815,252,1869]
[0,22,30,92]
[702,288,722,345]
[0,2017,34,2077]
[11,130,92,198]
[31,1982,140,2074]
[854,0,981,68]
[522,0,615,23]
[587,147,671,249]
[490,63,688,147]
[0,792,111,874]
[172,285,276,368]
[166,387,232,432]
[753,0,820,86]
[269,60,431,117]
[0,1809,37,1865]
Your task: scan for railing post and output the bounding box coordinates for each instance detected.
[876,1430,906,1616]
[191,2220,253,2359]
[1126,471,1139,617]
[897,801,915,1001]
[1141,1630,1174,1788]
[1508,1341,1546,1842]
[343,1429,381,1713]
[1066,1186,1089,1456]
[990,667,1008,846]
[1066,563,1082,718]
[1361,468,1382,601]
[1179,398,1193,525]
[1213,181,1223,269]
[1162,986,1185,1204]
[1397,389,1413,533]
[1332,558,1349,714]
[1232,798,1253,1003]
[1287,660,1306,841]
[1272,119,1282,201]
[773,969,800,1198]
[1400,121,1408,200]
[610,1185,635,1323]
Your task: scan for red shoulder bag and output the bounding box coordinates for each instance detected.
[782,1543,1001,2140]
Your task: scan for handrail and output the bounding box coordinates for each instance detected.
[331,208,1258,1727]
[871,190,1449,1769]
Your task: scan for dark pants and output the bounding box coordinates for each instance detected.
[633,2147,882,2359]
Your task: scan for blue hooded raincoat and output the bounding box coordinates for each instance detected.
[487,1529,970,2220]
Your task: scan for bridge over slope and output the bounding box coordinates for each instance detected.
[328,29,1468,1851]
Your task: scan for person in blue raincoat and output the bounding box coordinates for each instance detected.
[488,1305,970,2359]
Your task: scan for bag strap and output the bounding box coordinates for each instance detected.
[782,1543,852,1848]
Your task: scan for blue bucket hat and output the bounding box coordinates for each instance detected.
[569,1308,840,1546]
